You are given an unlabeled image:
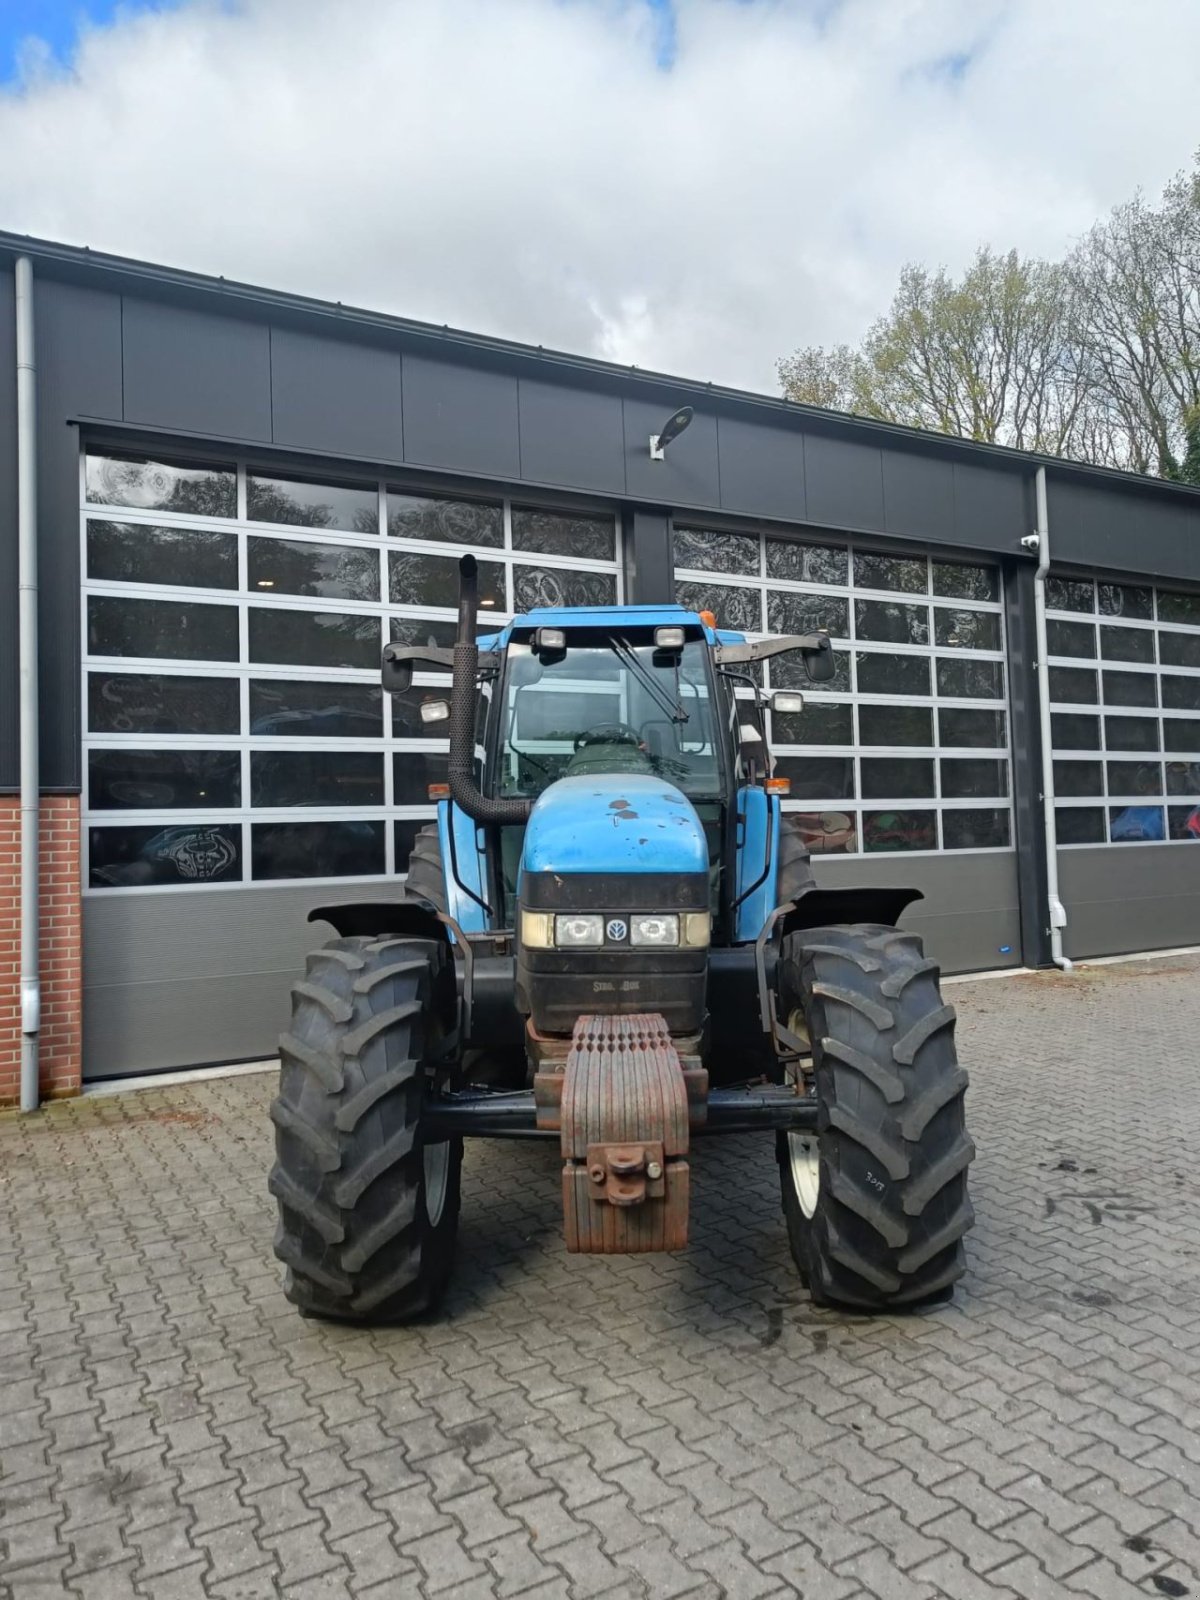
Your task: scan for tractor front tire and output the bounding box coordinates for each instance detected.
[776,923,974,1310]
[269,935,461,1323]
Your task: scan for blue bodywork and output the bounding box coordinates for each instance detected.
[441,604,784,942]
[521,775,708,879]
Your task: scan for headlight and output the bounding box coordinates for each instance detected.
[556,914,604,947]
[631,914,679,947]
[520,911,555,949]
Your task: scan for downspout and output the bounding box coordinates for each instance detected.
[1031,466,1071,971]
[15,256,41,1108]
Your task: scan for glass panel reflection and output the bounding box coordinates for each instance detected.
[1165,761,1200,797]
[1159,631,1200,670]
[855,599,929,645]
[89,749,241,811]
[248,608,380,670]
[934,609,1002,651]
[1162,675,1200,711]
[676,580,760,633]
[512,509,615,561]
[1046,578,1094,613]
[771,648,852,695]
[854,552,927,593]
[942,809,1010,849]
[933,562,998,601]
[515,566,616,611]
[393,751,451,805]
[773,756,854,800]
[249,680,382,738]
[1050,712,1100,749]
[1046,619,1096,658]
[85,453,236,517]
[941,708,1007,748]
[1168,805,1200,840]
[936,658,1002,699]
[768,591,849,638]
[1047,666,1098,705]
[1054,760,1104,797]
[675,527,760,576]
[248,537,379,602]
[1104,716,1160,753]
[90,823,241,887]
[860,758,935,798]
[940,759,1008,799]
[87,596,239,662]
[1157,591,1200,626]
[1109,805,1164,842]
[862,810,937,851]
[789,810,858,854]
[771,702,852,746]
[251,751,384,807]
[856,653,930,696]
[766,540,848,585]
[1106,760,1162,796]
[1103,670,1157,708]
[388,492,503,547]
[88,521,237,590]
[390,550,506,611]
[252,821,385,879]
[1100,626,1155,664]
[858,705,932,746]
[1056,807,1105,845]
[247,474,378,533]
[1162,715,1200,752]
[88,673,240,735]
[1099,582,1152,620]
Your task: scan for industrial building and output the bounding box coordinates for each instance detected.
[2,232,1198,1099]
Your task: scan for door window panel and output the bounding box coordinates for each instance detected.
[773,756,854,800]
[87,596,238,662]
[1056,807,1105,845]
[771,702,853,746]
[389,550,506,611]
[1046,619,1096,658]
[89,823,242,887]
[941,708,1007,748]
[940,759,1008,799]
[513,508,616,561]
[1100,626,1155,665]
[942,809,1010,849]
[936,658,1002,700]
[858,705,932,746]
[768,590,849,638]
[388,492,503,547]
[855,599,929,646]
[934,609,1001,651]
[1047,578,1094,612]
[860,758,935,799]
[1104,716,1160,753]
[515,565,617,611]
[251,751,384,808]
[393,752,452,805]
[249,608,381,670]
[88,673,240,736]
[1048,666,1098,705]
[1049,712,1100,750]
[766,539,848,585]
[86,453,236,517]
[933,562,999,602]
[862,810,937,851]
[249,680,382,738]
[89,750,241,811]
[854,552,927,593]
[251,821,385,879]
[247,473,378,533]
[1099,582,1153,620]
[856,652,930,697]
[1103,670,1157,708]
[1054,761,1104,798]
[88,521,237,590]
[248,536,380,602]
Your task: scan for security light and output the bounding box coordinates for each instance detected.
[649,406,695,460]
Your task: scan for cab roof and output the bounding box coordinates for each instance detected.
[478,603,745,651]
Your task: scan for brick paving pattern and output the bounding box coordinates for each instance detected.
[2,954,1200,1598]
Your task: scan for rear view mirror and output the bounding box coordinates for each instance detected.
[381,643,414,695]
[804,634,836,683]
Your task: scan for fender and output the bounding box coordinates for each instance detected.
[779,885,923,936]
[307,899,446,941]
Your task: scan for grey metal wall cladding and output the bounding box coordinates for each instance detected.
[812,851,1022,975]
[517,379,626,494]
[881,448,956,543]
[625,507,672,603]
[122,298,272,441]
[1058,844,1200,961]
[716,416,805,521]
[623,397,721,506]
[1048,476,1200,585]
[269,327,402,461]
[952,460,1029,551]
[804,433,886,533]
[82,880,407,1078]
[36,279,125,792]
[0,268,17,790]
[402,354,520,478]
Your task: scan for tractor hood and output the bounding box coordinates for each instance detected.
[520,774,708,879]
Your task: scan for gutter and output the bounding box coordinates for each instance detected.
[15,256,41,1109]
[1031,466,1071,971]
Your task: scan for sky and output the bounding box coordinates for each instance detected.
[0,0,1197,393]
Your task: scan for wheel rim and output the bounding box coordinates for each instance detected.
[786,1005,819,1219]
[423,1141,450,1227]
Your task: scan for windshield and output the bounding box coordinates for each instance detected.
[495,637,722,800]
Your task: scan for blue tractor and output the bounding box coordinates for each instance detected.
[270,557,974,1320]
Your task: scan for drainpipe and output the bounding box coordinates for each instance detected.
[1030,466,1071,971]
[15,256,41,1108]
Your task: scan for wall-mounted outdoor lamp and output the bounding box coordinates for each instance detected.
[649,405,694,461]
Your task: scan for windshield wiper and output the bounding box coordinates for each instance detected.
[611,636,688,724]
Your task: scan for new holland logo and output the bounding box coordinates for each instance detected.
[606,918,628,942]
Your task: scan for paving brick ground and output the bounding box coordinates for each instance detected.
[3,954,1200,1599]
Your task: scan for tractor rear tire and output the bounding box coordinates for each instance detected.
[775,923,974,1310]
[776,813,816,906]
[269,935,461,1324]
[404,823,448,913]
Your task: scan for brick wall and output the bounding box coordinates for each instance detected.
[0,795,83,1105]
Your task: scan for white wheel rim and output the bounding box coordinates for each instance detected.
[424,1141,450,1227]
[785,1006,818,1218]
[787,1134,820,1219]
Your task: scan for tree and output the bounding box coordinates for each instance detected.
[779,153,1200,480]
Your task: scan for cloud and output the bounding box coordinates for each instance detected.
[1,0,1197,392]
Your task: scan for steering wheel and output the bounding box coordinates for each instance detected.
[573,722,643,752]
